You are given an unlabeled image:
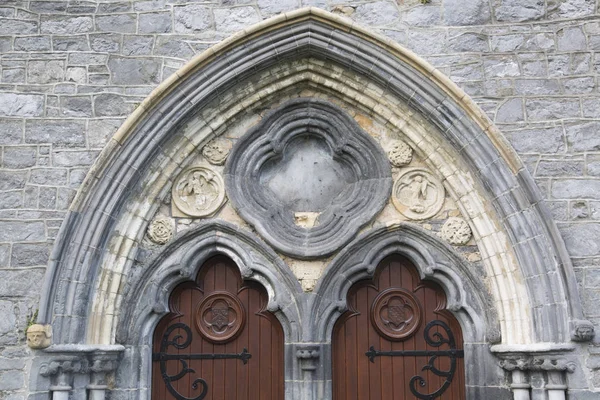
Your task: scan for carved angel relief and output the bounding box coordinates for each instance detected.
[172,166,226,218]
[392,168,445,220]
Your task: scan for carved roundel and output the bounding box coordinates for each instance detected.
[392,167,445,220]
[224,99,392,259]
[195,292,245,343]
[371,288,422,341]
[172,166,226,217]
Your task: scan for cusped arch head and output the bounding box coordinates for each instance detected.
[312,223,499,345]
[116,220,303,345]
[38,7,586,349]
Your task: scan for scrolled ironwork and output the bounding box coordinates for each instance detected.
[366,319,463,400]
[153,322,252,400]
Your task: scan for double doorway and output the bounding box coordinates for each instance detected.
[151,255,465,399]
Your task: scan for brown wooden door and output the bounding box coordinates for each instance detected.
[152,256,284,400]
[333,255,465,400]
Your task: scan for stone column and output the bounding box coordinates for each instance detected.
[510,370,530,400]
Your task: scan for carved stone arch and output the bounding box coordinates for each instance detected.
[312,223,503,398]
[117,220,303,346]
[31,6,591,400]
[312,223,496,345]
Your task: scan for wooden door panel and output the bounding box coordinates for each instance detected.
[152,256,284,400]
[333,256,465,400]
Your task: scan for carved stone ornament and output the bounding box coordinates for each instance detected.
[172,166,226,217]
[392,168,445,220]
[571,319,595,342]
[225,99,392,259]
[147,216,173,245]
[195,292,245,343]
[387,140,413,167]
[26,323,52,349]
[371,288,422,341]
[202,137,233,165]
[441,217,472,245]
[499,357,576,373]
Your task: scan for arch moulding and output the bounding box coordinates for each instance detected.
[30,7,592,400]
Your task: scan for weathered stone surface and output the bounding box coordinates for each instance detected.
[483,57,520,78]
[353,2,400,26]
[52,35,90,51]
[496,98,523,123]
[29,168,68,185]
[0,300,16,344]
[139,11,172,33]
[88,119,122,148]
[27,60,64,84]
[448,32,489,53]
[0,192,23,210]
[94,93,132,117]
[3,146,36,168]
[11,243,50,267]
[0,94,44,117]
[557,27,587,51]
[560,223,600,256]
[123,35,154,56]
[174,5,212,33]
[60,96,93,117]
[565,122,600,152]
[41,15,93,34]
[536,159,584,177]
[0,370,23,390]
[547,0,595,19]
[90,33,121,53]
[553,180,600,199]
[526,99,580,121]
[0,171,27,191]
[403,5,441,26]
[107,56,161,85]
[444,0,490,26]
[14,36,50,51]
[0,19,38,34]
[25,120,86,147]
[53,150,99,167]
[0,120,23,145]
[493,0,545,22]
[257,0,298,17]
[0,221,45,242]
[96,13,137,33]
[214,7,259,33]
[506,126,565,153]
[155,36,194,59]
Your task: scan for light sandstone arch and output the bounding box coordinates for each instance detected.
[37,7,587,372]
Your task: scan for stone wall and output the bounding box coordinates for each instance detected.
[1,0,600,397]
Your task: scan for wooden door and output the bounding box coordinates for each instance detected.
[333,255,465,400]
[152,256,284,400]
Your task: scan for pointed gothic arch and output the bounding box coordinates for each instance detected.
[32,7,591,400]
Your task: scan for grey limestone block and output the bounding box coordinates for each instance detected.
[493,0,545,22]
[444,0,490,26]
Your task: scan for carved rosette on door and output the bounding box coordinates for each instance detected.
[152,256,284,400]
[333,256,465,400]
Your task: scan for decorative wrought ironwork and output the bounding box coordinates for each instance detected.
[366,319,463,400]
[153,322,252,400]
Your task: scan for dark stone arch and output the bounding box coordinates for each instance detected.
[311,223,507,398]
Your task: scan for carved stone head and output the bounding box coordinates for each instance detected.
[26,324,52,349]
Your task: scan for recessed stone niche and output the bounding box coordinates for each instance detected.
[224,99,392,259]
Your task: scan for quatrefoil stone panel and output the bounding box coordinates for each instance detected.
[224,99,392,258]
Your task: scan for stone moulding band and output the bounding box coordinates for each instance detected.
[224,98,392,259]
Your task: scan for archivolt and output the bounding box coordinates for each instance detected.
[39,8,584,347]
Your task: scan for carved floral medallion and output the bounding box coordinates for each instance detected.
[387,140,413,167]
[441,217,472,245]
[202,137,233,165]
[172,166,226,217]
[371,288,422,341]
[147,216,173,245]
[392,168,445,220]
[195,292,245,343]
